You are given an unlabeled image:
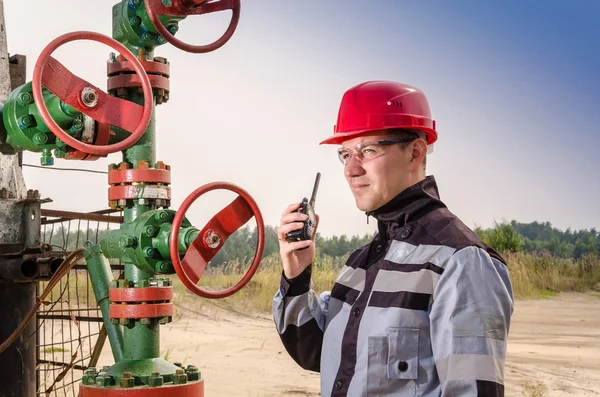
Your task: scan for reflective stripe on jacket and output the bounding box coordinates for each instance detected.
[273,175,514,397]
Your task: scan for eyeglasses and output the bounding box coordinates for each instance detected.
[337,137,417,165]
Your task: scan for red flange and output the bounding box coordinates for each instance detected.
[109,303,173,319]
[32,31,153,155]
[107,59,171,78]
[108,168,171,185]
[144,0,241,53]
[108,74,170,92]
[169,182,265,299]
[108,185,171,201]
[80,381,203,396]
[109,287,173,303]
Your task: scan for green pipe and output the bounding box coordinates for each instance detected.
[100,221,199,264]
[122,92,156,166]
[123,264,160,360]
[119,32,160,361]
[84,245,124,362]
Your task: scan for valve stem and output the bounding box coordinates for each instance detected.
[81,87,99,108]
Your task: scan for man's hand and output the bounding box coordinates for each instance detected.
[278,202,319,279]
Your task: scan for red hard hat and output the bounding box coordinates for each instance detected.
[320,81,437,145]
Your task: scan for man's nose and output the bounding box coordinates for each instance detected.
[344,156,365,178]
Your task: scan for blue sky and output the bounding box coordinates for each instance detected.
[4,0,599,238]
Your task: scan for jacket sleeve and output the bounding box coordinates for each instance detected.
[429,246,514,396]
[272,264,329,372]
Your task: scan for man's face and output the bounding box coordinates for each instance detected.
[341,133,422,212]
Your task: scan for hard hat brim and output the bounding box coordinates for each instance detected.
[319,127,438,145]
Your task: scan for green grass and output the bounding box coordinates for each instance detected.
[505,252,600,299]
[171,254,340,314]
[50,251,600,315]
[42,347,69,354]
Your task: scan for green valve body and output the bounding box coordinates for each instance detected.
[113,0,184,52]
[100,209,199,275]
[0,82,84,164]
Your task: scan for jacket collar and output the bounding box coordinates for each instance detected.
[366,175,446,231]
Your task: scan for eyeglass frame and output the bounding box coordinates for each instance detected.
[337,137,420,165]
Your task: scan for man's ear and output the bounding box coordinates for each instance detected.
[410,139,428,168]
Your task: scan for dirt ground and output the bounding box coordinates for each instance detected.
[94,292,600,396]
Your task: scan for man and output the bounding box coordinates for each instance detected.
[273,80,514,396]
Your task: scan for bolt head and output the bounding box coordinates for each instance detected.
[129,16,141,26]
[20,115,33,128]
[96,375,114,387]
[120,373,135,388]
[33,133,48,144]
[40,155,54,166]
[144,225,158,237]
[174,373,188,385]
[155,261,169,273]
[155,210,169,222]
[140,318,151,326]
[82,374,97,385]
[18,92,32,105]
[137,160,149,169]
[148,373,163,387]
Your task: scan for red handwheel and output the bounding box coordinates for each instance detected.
[170,182,265,299]
[145,0,241,53]
[32,31,153,155]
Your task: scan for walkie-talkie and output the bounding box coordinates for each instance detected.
[287,172,321,248]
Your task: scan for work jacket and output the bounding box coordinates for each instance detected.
[272,175,514,397]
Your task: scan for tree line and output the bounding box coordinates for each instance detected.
[43,220,598,266]
[475,221,598,259]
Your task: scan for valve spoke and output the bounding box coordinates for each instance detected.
[182,196,253,283]
[42,57,145,133]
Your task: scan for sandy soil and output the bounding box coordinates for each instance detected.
[93,292,600,396]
